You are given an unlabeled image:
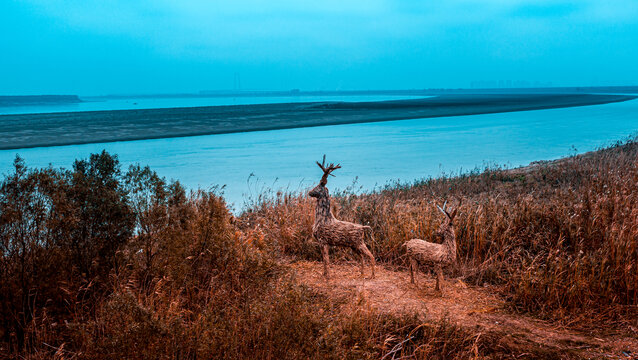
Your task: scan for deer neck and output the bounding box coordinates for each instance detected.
[443,227,456,253]
[315,196,335,224]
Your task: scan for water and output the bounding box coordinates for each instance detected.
[0,94,424,115]
[1,97,637,211]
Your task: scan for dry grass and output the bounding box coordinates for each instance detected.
[2,139,638,358]
[241,139,638,326]
[292,261,638,358]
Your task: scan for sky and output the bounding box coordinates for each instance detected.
[2,0,637,95]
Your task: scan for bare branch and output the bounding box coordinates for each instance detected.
[436,200,448,216]
[438,199,460,220]
[316,154,327,172]
[317,155,341,186]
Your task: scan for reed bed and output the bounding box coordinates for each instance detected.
[2,139,637,358]
[242,139,638,323]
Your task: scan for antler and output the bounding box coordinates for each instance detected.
[436,200,448,216]
[316,154,341,186]
[437,198,462,220]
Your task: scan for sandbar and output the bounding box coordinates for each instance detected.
[0,93,635,150]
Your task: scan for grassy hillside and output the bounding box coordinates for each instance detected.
[1,140,637,358]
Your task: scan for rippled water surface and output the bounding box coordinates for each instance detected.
[1,96,637,210]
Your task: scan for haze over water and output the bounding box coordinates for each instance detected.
[1,96,636,211]
[0,95,424,115]
[3,0,638,211]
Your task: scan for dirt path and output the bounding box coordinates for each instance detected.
[290,261,638,359]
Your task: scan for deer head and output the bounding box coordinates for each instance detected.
[435,199,461,251]
[309,155,341,199]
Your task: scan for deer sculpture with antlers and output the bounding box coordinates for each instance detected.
[309,156,376,279]
[404,200,460,293]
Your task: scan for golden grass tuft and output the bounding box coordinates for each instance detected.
[2,140,637,358]
[242,139,638,324]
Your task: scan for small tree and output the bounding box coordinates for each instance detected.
[64,151,135,284]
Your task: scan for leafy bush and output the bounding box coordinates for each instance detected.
[0,152,134,353]
[2,141,637,358]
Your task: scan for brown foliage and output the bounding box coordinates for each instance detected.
[0,152,134,354]
[2,139,637,358]
[243,139,638,324]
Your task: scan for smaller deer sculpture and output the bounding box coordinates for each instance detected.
[404,200,460,293]
[309,156,376,279]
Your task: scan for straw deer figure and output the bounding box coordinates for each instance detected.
[404,200,460,293]
[309,156,376,279]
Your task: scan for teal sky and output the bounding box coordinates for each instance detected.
[2,0,637,95]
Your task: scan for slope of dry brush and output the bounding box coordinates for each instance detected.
[2,139,637,358]
[242,139,638,324]
[1,151,545,359]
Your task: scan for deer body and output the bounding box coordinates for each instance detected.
[405,202,458,293]
[404,238,455,266]
[309,157,376,279]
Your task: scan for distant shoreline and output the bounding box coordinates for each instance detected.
[93,85,638,99]
[0,93,635,150]
[0,95,82,107]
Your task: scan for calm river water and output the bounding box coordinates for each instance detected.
[1,95,636,211]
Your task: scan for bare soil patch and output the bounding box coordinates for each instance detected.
[291,261,638,359]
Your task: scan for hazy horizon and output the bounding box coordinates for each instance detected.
[2,0,638,96]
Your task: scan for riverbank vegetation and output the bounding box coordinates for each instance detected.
[1,139,637,358]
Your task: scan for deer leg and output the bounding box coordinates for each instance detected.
[321,244,330,279]
[435,265,443,293]
[410,257,418,285]
[352,247,364,277]
[358,244,376,279]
